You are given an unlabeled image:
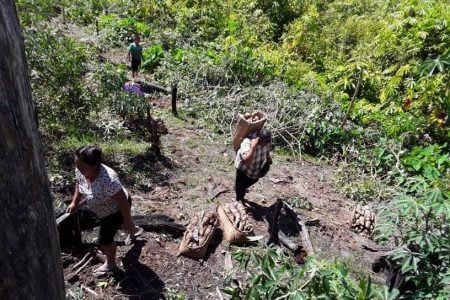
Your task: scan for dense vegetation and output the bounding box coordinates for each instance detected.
[16,0,449,299]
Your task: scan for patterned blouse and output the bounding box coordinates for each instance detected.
[75,164,123,218]
[235,133,271,179]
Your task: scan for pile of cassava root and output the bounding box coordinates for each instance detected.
[184,210,218,248]
[243,112,261,123]
[351,204,376,235]
[222,202,253,232]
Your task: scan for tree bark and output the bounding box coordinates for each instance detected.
[0,1,65,299]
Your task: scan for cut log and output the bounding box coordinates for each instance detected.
[133,214,185,237]
[283,202,315,255]
[142,82,170,94]
[278,231,299,252]
[305,219,320,226]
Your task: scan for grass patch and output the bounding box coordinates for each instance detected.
[56,134,149,155]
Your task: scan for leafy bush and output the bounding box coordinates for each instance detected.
[220,42,275,84]
[92,62,127,100]
[24,29,96,138]
[222,247,394,299]
[109,91,148,122]
[142,44,165,72]
[96,14,151,49]
[156,79,355,155]
[156,47,238,89]
[374,184,450,299]
[65,0,108,24]
[401,144,449,181]
[172,0,228,43]
[16,0,60,25]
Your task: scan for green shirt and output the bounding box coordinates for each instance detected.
[129,43,142,60]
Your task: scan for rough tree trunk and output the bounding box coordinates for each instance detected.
[0,1,65,299]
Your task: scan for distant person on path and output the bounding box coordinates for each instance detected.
[234,129,273,202]
[66,145,142,276]
[128,34,143,79]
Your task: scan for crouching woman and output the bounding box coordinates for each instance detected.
[66,145,134,275]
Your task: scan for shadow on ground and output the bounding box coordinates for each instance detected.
[113,240,166,299]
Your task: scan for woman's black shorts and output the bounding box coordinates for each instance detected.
[131,58,141,72]
[98,195,132,245]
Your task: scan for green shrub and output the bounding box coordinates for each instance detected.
[374,183,450,299]
[65,0,108,24]
[401,144,449,181]
[142,44,165,72]
[96,14,151,48]
[24,29,96,138]
[16,0,60,25]
[222,247,390,299]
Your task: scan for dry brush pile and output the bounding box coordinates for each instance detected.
[169,81,354,155]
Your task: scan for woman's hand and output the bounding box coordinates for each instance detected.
[66,202,78,214]
[68,183,82,214]
[251,137,260,148]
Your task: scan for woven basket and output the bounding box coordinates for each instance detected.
[217,204,253,244]
[178,212,218,259]
[232,112,267,152]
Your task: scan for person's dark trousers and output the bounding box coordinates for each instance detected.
[235,169,259,201]
[259,161,271,178]
[131,58,141,72]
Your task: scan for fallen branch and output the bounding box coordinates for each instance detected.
[305,219,320,226]
[216,287,225,300]
[362,245,391,252]
[72,252,92,270]
[81,285,98,297]
[211,188,230,200]
[268,176,292,184]
[73,256,94,275]
[133,214,185,237]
